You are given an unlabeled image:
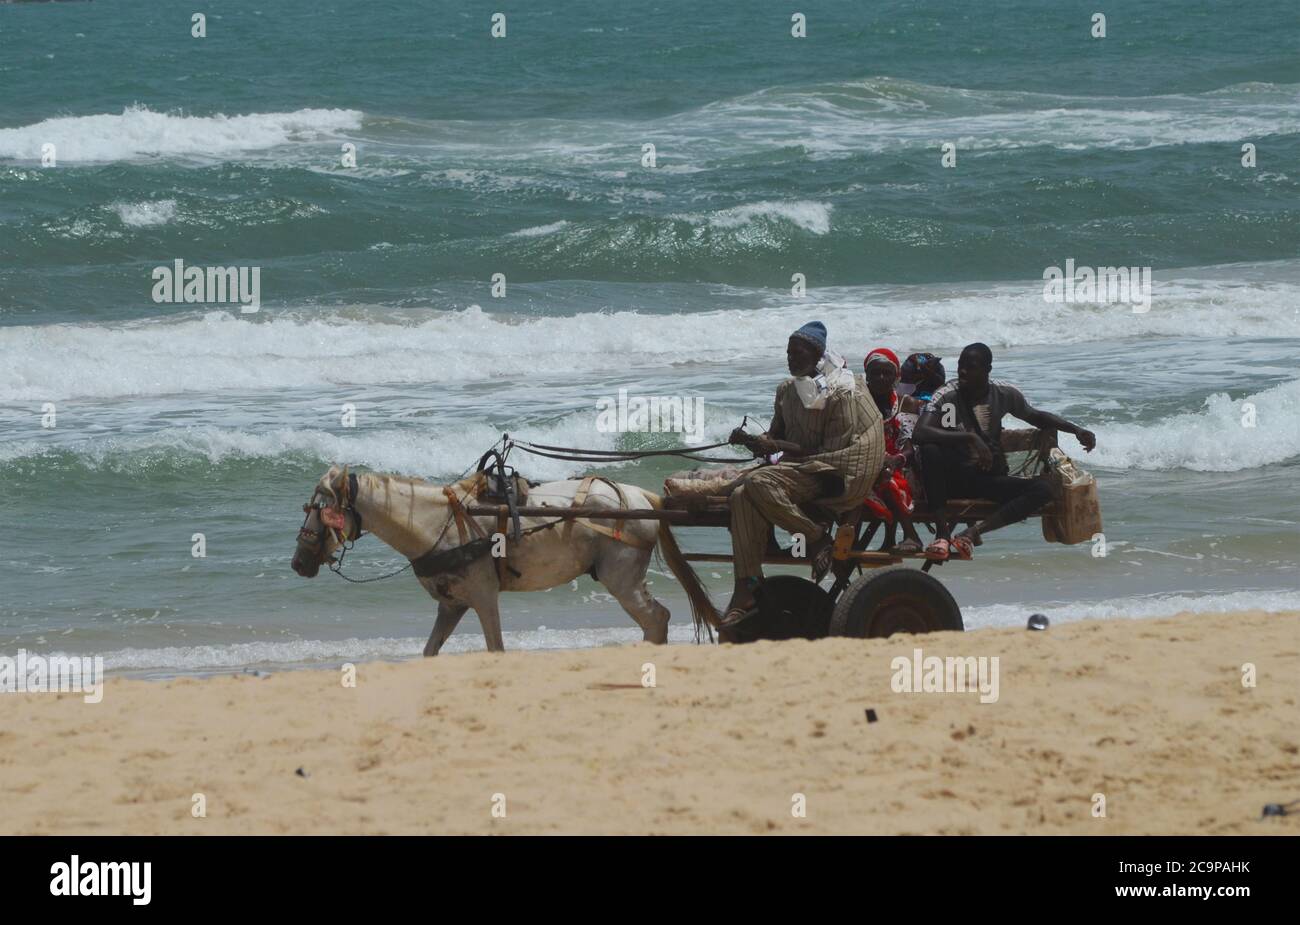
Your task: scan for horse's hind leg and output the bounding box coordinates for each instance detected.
[424,602,468,657]
[617,583,671,644]
[599,547,670,644]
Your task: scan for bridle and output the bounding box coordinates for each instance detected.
[296,467,434,584]
[297,469,364,567]
[294,461,548,585]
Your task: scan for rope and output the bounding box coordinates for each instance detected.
[1008,430,1057,477]
[329,551,413,584]
[511,439,750,465]
[326,427,748,584]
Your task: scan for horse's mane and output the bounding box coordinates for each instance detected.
[451,472,487,495]
[357,469,484,501]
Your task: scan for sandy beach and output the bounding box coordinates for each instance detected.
[4,609,1298,835]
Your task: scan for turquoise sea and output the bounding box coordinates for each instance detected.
[1,0,1297,673]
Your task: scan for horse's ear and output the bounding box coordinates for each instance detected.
[332,464,351,498]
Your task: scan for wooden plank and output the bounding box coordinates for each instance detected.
[663,496,1053,524]
[464,497,1055,527]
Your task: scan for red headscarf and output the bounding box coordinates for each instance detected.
[864,347,900,373]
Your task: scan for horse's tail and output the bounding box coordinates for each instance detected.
[644,491,718,643]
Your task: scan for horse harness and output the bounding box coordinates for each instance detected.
[432,472,521,584]
[317,467,653,585]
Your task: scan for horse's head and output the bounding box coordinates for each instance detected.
[291,465,362,578]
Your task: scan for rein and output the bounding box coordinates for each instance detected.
[318,458,556,585]
[311,427,752,585]
[330,488,568,584]
[511,438,749,465]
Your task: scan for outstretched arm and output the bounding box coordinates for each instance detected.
[1016,404,1096,452]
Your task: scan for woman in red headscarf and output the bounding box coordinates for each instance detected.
[863,348,924,553]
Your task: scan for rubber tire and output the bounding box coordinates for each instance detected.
[722,575,834,643]
[828,567,963,639]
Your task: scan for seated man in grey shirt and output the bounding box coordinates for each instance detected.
[912,342,1096,561]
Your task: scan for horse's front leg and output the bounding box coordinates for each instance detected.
[463,560,506,652]
[473,594,505,652]
[424,601,468,657]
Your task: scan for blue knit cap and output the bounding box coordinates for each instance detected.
[790,320,827,353]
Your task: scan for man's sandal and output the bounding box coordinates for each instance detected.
[924,538,950,561]
[895,538,923,555]
[720,605,753,627]
[808,528,836,578]
[950,535,975,560]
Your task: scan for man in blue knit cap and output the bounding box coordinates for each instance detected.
[725,321,885,623]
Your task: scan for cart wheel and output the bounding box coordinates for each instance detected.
[721,575,833,643]
[828,567,962,639]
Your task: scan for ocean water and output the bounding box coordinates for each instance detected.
[1,0,1297,674]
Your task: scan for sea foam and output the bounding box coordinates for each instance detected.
[0,105,363,162]
[65,588,1300,675]
[2,274,1296,403]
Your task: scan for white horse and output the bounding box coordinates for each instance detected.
[291,465,719,654]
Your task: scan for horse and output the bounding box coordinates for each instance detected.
[290,465,720,654]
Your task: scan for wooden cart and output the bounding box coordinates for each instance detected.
[469,429,1064,644]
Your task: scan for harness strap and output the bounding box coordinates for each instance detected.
[441,486,471,545]
[564,477,655,551]
[335,467,366,541]
[347,472,362,537]
[433,476,526,586]
[444,478,496,542]
[562,476,595,544]
[411,538,493,579]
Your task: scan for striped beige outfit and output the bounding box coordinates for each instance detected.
[731,374,884,580]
